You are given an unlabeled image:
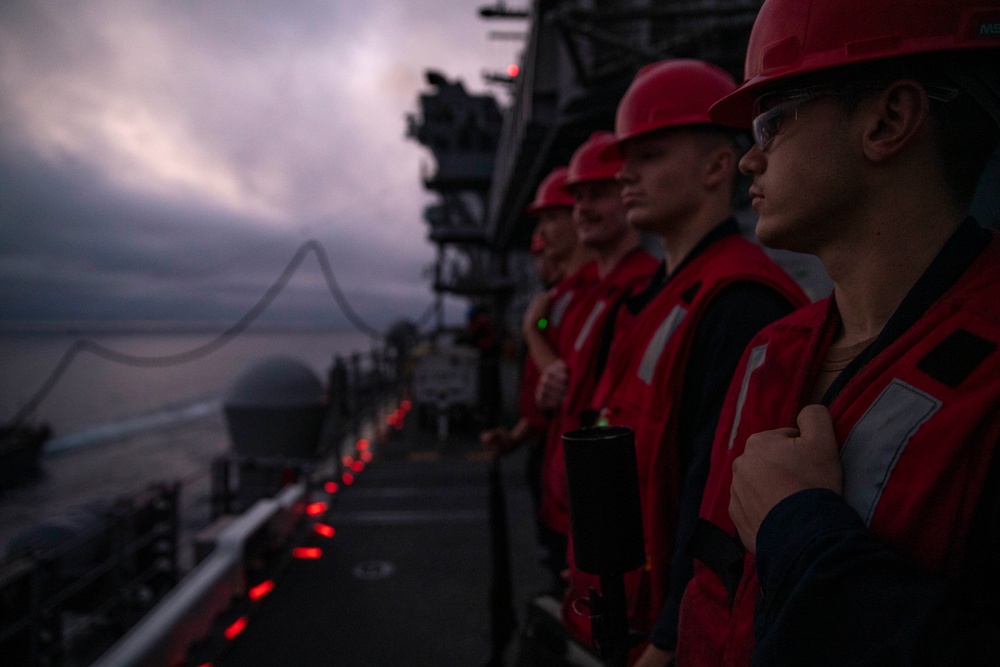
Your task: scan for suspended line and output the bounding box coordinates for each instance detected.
[7,240,388,426]
[414,297,439,330]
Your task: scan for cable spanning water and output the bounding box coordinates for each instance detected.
[7,240,436,427]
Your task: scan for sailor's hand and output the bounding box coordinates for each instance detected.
[523,290,553,337]
[633,643,675,667]
[729,404,842,554]
[535,359,568,411]
[480,427,517,457]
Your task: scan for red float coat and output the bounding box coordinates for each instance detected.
[538,249,658,536]
[535,261,599,534]
[561,233,807,648]
[678,231,1000,666]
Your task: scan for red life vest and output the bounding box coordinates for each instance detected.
[679,235,1000,666]
[539,251,657,535]
[561,235,808,648]
[536,262,600,534]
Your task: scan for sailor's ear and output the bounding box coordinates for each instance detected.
[702,142,737,189]
[860,80,929,163]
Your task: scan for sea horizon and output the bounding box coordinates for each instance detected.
[1,328,378,440]
[0,319,376,336]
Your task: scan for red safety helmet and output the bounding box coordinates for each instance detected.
[710,0,1000,126]
[526,166,575,215]
[565,131,623,186]
[612,59,738,147]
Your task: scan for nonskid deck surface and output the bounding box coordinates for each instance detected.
[218,418,550,667]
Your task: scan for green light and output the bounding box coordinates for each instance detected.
[537,317,548,330]
[596,416,610,427]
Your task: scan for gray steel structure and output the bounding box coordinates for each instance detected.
[408,1,762,311]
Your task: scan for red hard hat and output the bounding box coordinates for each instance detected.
[710,0,1000,126]
[565,131,623,186]
[526,166,575,215]
[612,59,738,146]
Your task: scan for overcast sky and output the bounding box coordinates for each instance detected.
[0,0,522,332]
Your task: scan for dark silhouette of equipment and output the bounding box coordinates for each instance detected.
[563,426,644,667]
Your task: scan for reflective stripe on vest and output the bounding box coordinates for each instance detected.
[550,290,574,327]
[574,300,607,352]
[727,344,769,451]
[840,379,942,525]
[637,305,687,384]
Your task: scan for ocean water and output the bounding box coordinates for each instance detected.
[0,328,377,554]
[0,328,377,443]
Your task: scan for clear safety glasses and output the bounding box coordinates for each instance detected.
[750,92,825,151]
[749,84,961,151]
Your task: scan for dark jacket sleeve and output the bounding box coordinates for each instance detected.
[648,282,798,651]
[751,484,1000,666]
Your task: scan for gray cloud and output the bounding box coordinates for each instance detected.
[0,0,518,330]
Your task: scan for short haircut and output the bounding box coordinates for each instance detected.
[768,53,1000,208]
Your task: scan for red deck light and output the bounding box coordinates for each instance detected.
[341,455,354,467]
[293,547,323,559]
[314,523,336,538]
[224,616,249,640]
[248,580,275,601]
[357,439,370,451]
[342,472,355,485]
[306,501,327,516]
[507,64,520,77]
[360,450,373,463]
[325,480,339,494]
[351,460,364,473]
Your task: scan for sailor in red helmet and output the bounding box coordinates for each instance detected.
[481,166,595,590]
[522,133,658,567]
[481,230,568,593]
[568,60,809,665]
[678,0,1000,664]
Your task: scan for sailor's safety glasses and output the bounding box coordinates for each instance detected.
[750,93,821,151]
[750,84,961,151]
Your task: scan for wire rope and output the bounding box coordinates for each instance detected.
[6,240,433,427]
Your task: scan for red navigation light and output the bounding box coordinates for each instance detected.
[507,64,519,77]
[351,460,364,473]
[248,580,275,601]
[324,481,339,494]
[357,439,369,451]
[342,472,355,486]
[360,450,373,463]
[224,616,249,640]
[293,547,323,559]
[306,501,327,516]
[314,523,336,538]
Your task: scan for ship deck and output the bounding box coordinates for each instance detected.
[212,416,554,667]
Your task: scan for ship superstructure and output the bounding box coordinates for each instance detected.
[410,0,767,334]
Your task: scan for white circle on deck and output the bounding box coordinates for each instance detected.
[351,559,397,580]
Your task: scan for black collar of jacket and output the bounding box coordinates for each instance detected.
[626,217,741,315]
[821,216,991,405]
